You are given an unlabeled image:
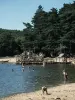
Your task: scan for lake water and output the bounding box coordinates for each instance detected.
[0,63,75,97]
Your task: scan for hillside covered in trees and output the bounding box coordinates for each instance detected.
[0,1,75,57]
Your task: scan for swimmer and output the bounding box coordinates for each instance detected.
[12,69,14,72]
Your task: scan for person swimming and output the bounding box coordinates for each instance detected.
[12,69,14,72]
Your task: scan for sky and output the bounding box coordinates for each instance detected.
[0,0,74,30]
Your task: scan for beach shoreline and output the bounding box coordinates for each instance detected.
[1,83,75,100]
[0,57,16,63]
[0,56,72,64]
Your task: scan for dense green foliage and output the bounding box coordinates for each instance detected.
[0,1,75,57]
[0,29,24,56]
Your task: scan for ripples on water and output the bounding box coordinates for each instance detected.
[0,63,75,97]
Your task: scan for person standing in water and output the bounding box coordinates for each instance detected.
[22,63,24,72]
[22,67,24,72]
[22,63,24,67]
[63,70,68,81]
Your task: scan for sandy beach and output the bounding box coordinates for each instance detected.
[1,83,75,100]
[0,57,16,63]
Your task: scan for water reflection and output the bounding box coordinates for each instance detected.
[0,63,75,97]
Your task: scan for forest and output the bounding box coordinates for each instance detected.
[0,1,75,57]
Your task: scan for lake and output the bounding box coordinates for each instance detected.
[0,63,75,97]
